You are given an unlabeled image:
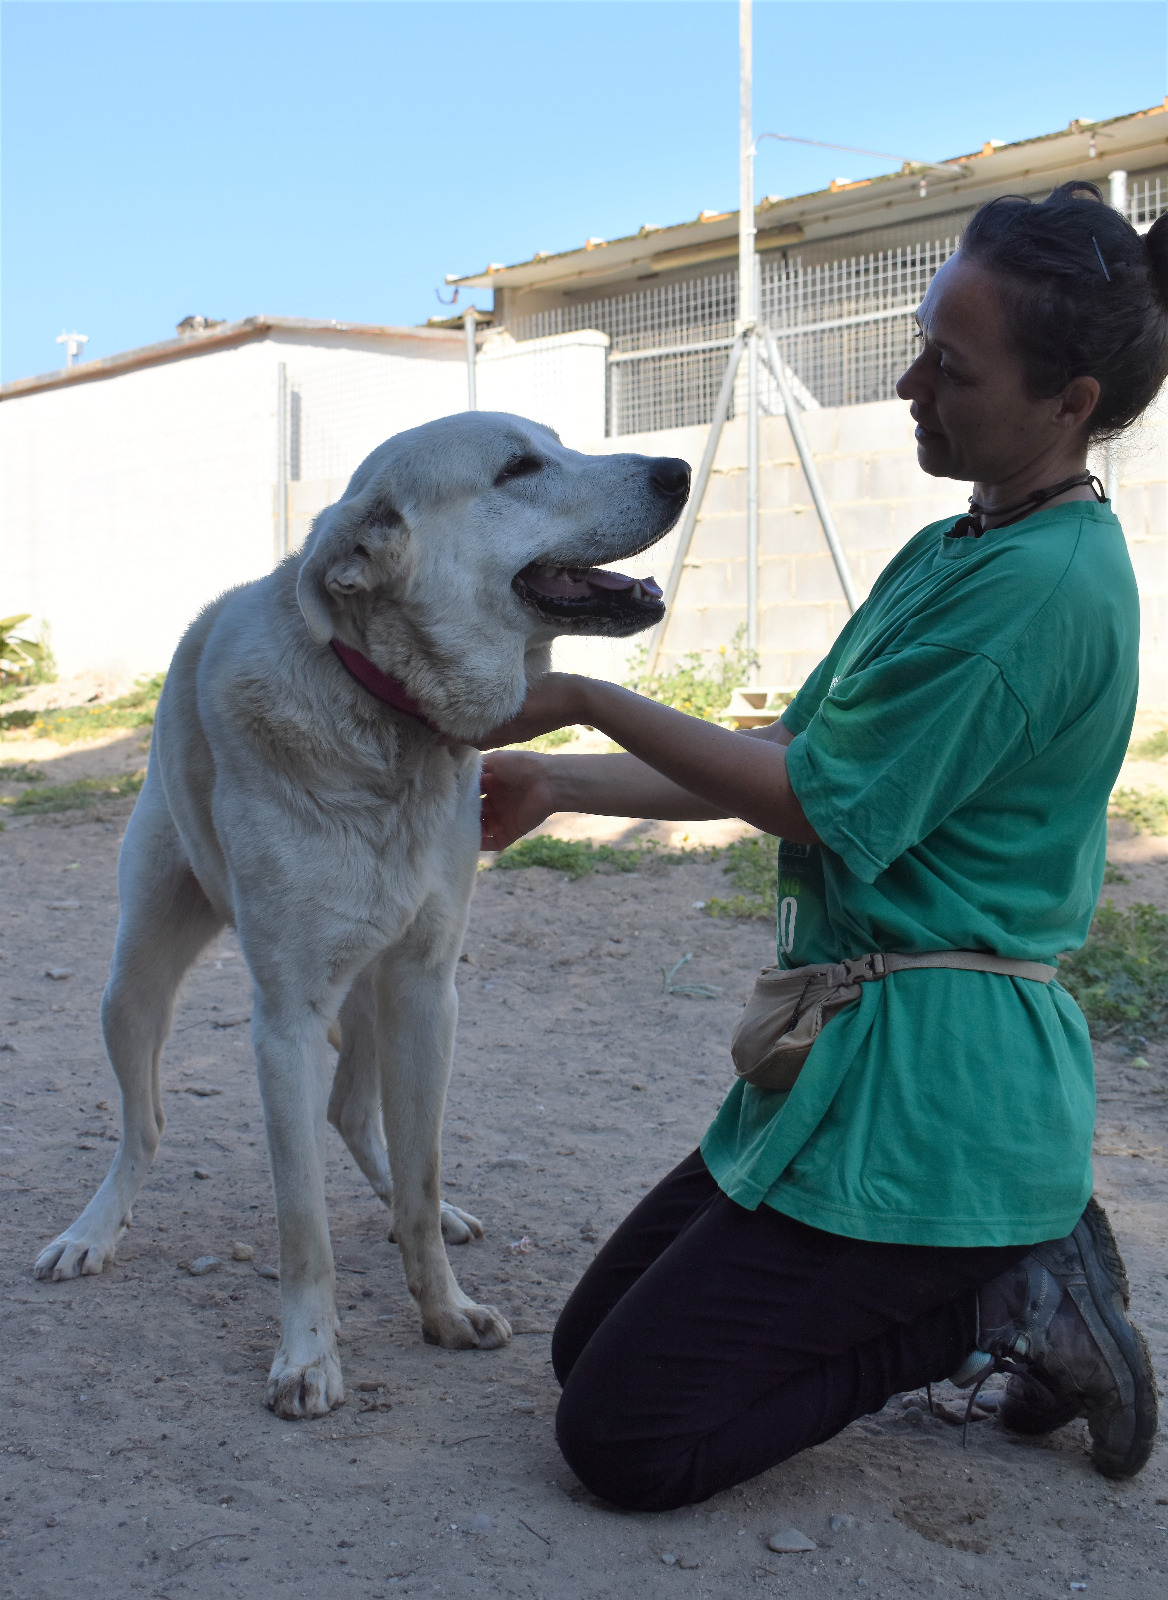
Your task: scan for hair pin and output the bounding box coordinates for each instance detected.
[1092,235,1111,283]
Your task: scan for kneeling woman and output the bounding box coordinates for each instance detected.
[480,183,1166,1510]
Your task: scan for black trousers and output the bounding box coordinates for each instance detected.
[552,1149,1032,1511]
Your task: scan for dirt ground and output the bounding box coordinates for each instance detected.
[2,729,1167,1600]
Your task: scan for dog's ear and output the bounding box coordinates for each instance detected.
[296,495,405,645]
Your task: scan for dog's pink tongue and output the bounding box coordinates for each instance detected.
[523,566,662,599]
[525,568,597,600]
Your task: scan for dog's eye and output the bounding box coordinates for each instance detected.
[494,454,542,486]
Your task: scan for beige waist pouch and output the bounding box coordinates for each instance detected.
[730,949,1057,1094]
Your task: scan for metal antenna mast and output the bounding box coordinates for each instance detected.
[739,0,760,684]
[645,0,858,678]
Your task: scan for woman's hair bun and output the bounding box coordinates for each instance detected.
[1145,211,1168,311]
[960,180,1168,440]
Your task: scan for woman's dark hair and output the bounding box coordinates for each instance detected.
[960,180,1168,440]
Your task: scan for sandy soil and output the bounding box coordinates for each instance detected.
[1,732,1167,1600]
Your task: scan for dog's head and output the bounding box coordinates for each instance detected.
[296,412,689,741]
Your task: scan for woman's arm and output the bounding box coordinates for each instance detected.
[479,676,814,851]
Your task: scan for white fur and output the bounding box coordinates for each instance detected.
[33,412,686,1419]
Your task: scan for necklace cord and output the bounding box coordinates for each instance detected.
[950,472,1106,539]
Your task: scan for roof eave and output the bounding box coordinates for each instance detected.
[451,100,1168,292]
[1,316,462,401]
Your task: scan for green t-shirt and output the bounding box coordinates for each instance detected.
[701,500,1138,1246]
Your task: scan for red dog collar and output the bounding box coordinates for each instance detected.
[330,639,439,734]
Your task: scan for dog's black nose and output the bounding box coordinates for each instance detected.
[650,458,691,499]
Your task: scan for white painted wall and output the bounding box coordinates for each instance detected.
[5,326,1165,707]
[1,331,464,680]
[284,330,610,553]
[475,329,608,449]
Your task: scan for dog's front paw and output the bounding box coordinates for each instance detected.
[34,1222,124,1281]
[423,1299,512,1350]
[440,1202,484,1245]
[266,1342,344,1419]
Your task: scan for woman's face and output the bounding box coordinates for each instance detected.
[895,251,1087,487]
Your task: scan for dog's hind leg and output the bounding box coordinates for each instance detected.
[328,967,484,1245]
[375,910,510,1351]
[328,966,393,1211]
[34,779,224,1281]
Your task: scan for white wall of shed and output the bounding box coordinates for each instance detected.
[284,330,610,552]
[5,332,1164,707]
[0,332,464,681]
[475,329,608,449]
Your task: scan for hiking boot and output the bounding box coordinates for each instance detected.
[950,1198,1158,1478]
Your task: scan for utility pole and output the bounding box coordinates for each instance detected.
[463,308,478,410]
[740,0,760,684]
[275,362,289,563]
[644,0,858,678]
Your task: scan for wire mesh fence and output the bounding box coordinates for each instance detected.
[512,164,1168,436]
[511,240,958,434]
[285,352,463,484]
[1128,170,1168,231]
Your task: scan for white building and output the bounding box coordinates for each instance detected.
[4,102,1167,696]
[1,317,606,680]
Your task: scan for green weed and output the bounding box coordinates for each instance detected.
[493,835,689,881]
[503,727,580,753]
[0,613,53,686]
[1,771,146,816]
[1131,728,1168,760]
[1,674,164,743]
[1103,859,1129,884]
[624,626,763,722]
[1059,900,1168,1037]
[704,833,779,921]
[0,762,48,784]
[1108,787,1168,835]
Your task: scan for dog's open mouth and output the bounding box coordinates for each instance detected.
[512,563,665,627]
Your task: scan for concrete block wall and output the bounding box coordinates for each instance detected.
[1107,393,1168,706]
[554,397,1168,709]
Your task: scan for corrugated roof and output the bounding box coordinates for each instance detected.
[448,101,1168,293]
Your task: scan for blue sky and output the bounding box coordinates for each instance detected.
[3,0,1166,382]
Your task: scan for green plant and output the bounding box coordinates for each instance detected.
[0,762,48,783]
[1131,728,1168,760]
[0,673,165,743]
[1,771,146,816]
[704,832,779,920]
[0,614,52,686]
[1108,787,1168,835]
[502,726,579,753]
[492,834,689,881]
[1059,900,1168,1037]
[624,627,760,721]
[1103,859,1129,884]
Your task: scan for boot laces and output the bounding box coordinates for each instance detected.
[958,1337,1060,1449]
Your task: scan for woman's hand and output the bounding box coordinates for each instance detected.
[477,673,588,751]
[478,673,817,846]
[480,751,559,851]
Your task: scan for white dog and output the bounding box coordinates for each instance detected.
[34,412,689,1418]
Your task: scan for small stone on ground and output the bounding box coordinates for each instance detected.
[767,1528,817,1553]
